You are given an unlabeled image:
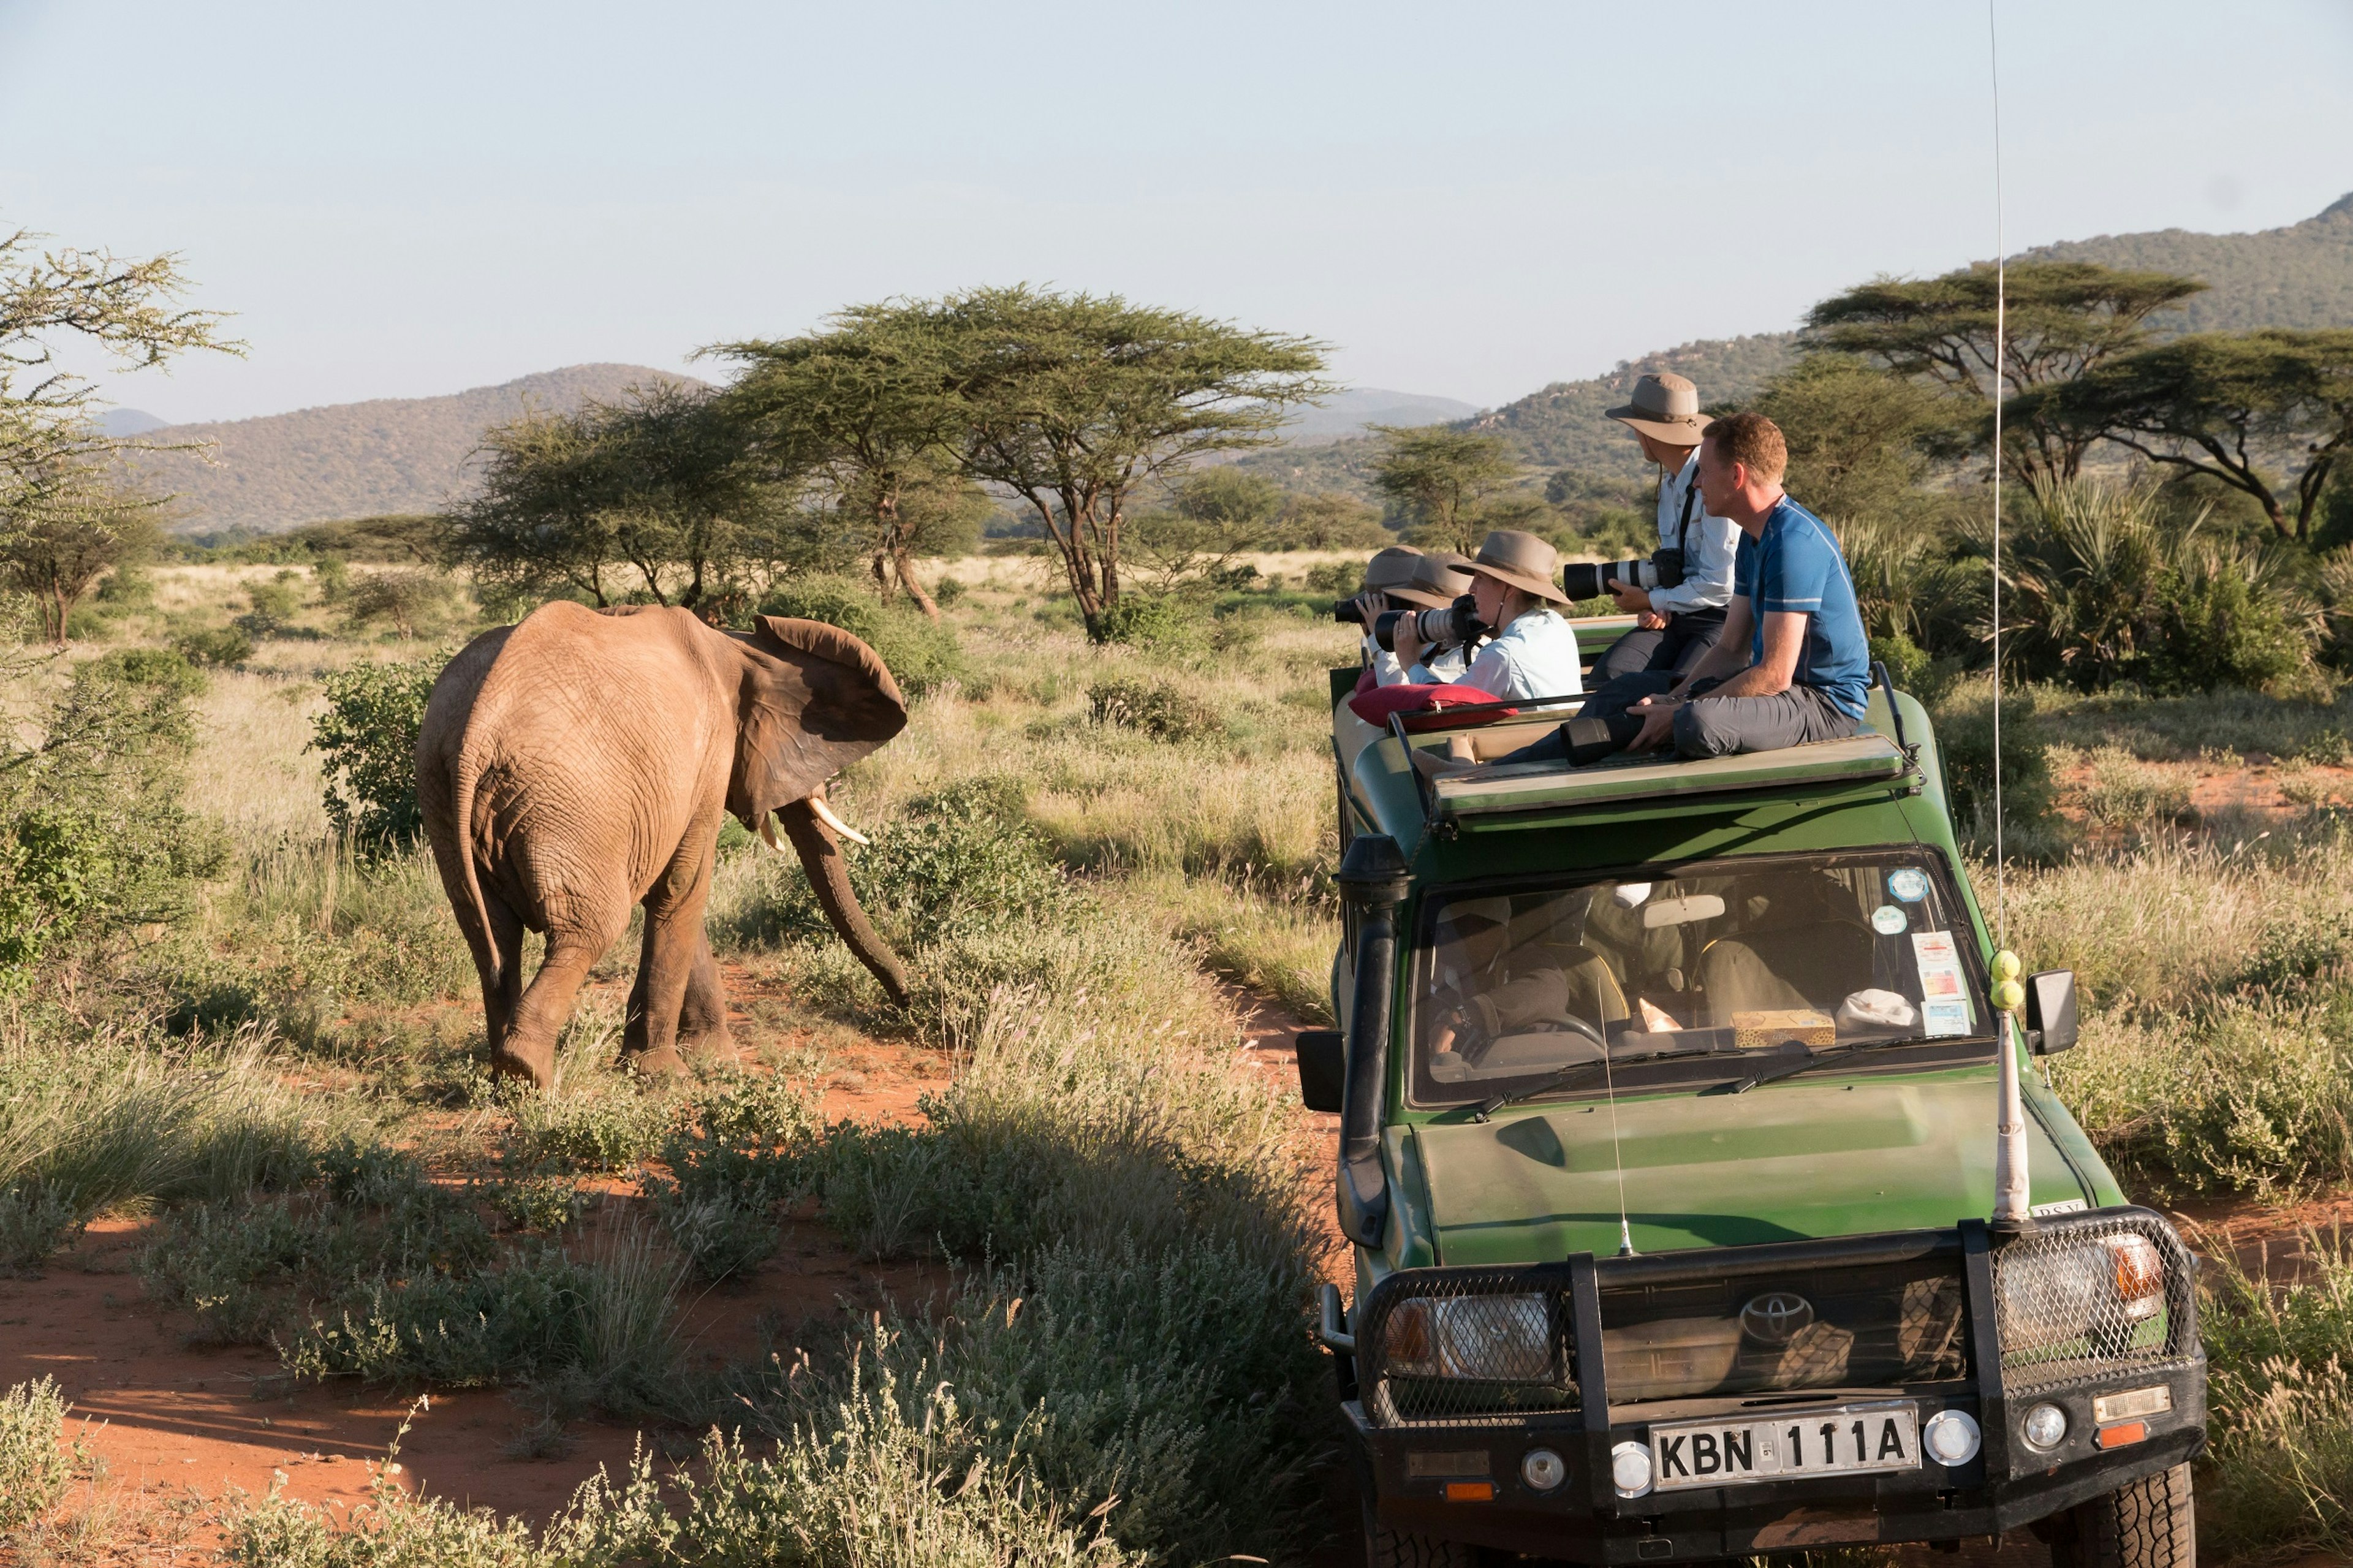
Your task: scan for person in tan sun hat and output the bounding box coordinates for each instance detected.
[1392,529,1584,702]
[1347,548,1477,685]
[1588,370,1742,689]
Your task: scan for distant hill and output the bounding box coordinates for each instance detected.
[97,408,168,437]
[1283,387,1477,445]
[129,364,699,533]
[2023,191,2353,335]
[1241,333,1800,496]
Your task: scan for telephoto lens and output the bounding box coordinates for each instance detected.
[1332,599,1371,627]
[1561,556,1680,601]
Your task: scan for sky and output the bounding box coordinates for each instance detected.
[2,0,2350,425]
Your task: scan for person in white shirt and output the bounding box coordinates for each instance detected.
[1393,530,1583,702]
[1590,371,1742,689]
[1367,553,1475,686]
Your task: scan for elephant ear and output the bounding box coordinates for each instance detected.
[725,615,909,823]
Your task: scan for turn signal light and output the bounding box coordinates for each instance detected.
[1444,1482,1494,1502]
[2105,1235,2165,1321]
[2095,1421,2148,1450]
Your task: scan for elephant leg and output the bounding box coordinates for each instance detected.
[623,856,715,1077]
[677,933,733,1061]
[482,892,526,1051]
[502,932,611,1090]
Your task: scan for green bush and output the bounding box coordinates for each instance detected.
[312,656,442,849]
[720,778,1072,956]
[1925,681,2059,857]
[1091,591,1199,650]
[756,574,967,696]
[234,574,305,638]
[173,624,253,667]
[2143,561,2310,695]
[1086,678,1224,743]
[0,1377,75,1538]
[0,650,219,985]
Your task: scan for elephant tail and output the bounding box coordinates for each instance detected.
[448,751,504,990]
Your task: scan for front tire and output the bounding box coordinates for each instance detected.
[2051,1463,2194,1568]
[1362,1493,1476,1568]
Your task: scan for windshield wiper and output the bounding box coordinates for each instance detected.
[1472,1048,1718,1121]
[1708,1036,1952,1096]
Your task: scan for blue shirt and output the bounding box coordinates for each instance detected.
[1408,606,1584,701]
[1732,498,1870,719]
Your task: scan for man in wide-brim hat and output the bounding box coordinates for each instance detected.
[1585,371,1742,693]
[1392,529,1585,702]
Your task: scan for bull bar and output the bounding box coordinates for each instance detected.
[1333,1206,2205,1561]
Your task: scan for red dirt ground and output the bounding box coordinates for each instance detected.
[0,1011,955,1565]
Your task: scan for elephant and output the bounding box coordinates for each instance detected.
[417,600,911,1088]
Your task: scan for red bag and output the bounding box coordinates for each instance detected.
[1347,683,1519,727]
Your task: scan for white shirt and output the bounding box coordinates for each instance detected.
[1646,452,1743,616]
[1409,607,1583,701]
[1370,635,1468,687]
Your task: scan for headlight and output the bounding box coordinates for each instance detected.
[1923,1409,1982,1466]
[2021,1402,2067,1450]
[1610,1441,1654,1499]
[1998,1234,2169,1346]
[1385,1293,1552,1380]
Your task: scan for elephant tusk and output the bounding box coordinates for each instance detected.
[806,794,872,846]
[757,815,785,853]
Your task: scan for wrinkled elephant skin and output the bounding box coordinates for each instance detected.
[417,603,911,1088]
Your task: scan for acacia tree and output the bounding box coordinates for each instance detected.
[1368,425,1516,554]
[713,311,973,618]
[0,461,165,642]
[924,286,1329,639]
[2026,329,2353,542]
[447,383,785,615]
[1804,261,2205,482]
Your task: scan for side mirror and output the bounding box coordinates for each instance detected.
[1296,1030,1346,1113]
[2024,970,2078,1056]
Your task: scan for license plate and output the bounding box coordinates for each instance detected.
[1648,1401,1920,1491]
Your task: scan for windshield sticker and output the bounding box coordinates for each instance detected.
[1871,904,1909,934]
[1887,868,1930,903]
[1923,999,1974,1037]
[1912,930,1967,1002]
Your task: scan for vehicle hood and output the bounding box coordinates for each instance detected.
[1415,1072,2088,1263]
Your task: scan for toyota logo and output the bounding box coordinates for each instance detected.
[1740,1292,1816,1347]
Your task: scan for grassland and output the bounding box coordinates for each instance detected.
[8,556,2353,1561]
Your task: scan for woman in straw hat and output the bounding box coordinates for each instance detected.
[1393,529,1583,702]
[1365,552,1476,686]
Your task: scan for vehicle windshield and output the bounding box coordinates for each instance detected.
[1409,850,1992,1110]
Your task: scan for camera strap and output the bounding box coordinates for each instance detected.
[1674,461,1700,558]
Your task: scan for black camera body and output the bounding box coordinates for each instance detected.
[1561,547,1684,603]
[1373,594,1488,655]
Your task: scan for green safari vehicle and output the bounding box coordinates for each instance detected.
[1300,642,2204,1566]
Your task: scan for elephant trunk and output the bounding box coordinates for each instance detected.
[774,796,911,1006]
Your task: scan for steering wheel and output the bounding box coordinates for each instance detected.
[1466,1011,1607,1066]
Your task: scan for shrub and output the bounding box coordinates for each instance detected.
[174,624,254,667]
[1091,591,1198,650]
[0,1377,75,1538]
[312,656,442,849]
[311,556,351,605]
[0,649,219,983]
[341,569,456,639]
[756,575,967,696]
[933,574,966,606]
[1086,677,1224,743]
[1925,680,2059,857]
[2144,560,2311,695]
[0,1185,75,1276]
[2077,745,2195,829]
[234,574,305,638]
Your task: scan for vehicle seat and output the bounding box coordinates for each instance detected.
[1698,922,1877,1022]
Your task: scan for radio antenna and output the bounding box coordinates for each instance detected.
[1987,0,2033,1235]
[1601,1039,1634,1256]
[1988,0,2009,946]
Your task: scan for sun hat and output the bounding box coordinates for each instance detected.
[1605,371,1712,447]
[1390,551,1475,609]
[1359,545,1425,594]
[1464,530,1569,605]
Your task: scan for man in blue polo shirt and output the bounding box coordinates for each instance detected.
[1622,411,1868,757]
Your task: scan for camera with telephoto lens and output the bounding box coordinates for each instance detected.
[1373,594,1488,654]
[1561,547,1686,602]
[1332,597,1375,627]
